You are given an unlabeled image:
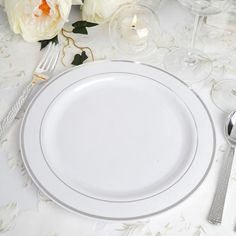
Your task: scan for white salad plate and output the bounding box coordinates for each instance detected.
[20,61,215,220]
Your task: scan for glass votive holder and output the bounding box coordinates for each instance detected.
[109,3,160,58]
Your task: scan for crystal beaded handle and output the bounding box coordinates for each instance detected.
[0,82,34,140]
[0,42,60,140]
[208,146,235,224]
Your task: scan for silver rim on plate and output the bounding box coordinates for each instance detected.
[20,60,216,220]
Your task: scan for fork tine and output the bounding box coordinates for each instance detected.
[40,43,56,70]
[47,49,60,72]
[37,42,53,69]
[51,50,60,71]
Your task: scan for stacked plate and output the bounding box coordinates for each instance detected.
[20,61,215,220]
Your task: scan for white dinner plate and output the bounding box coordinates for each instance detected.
[20,61,215,220]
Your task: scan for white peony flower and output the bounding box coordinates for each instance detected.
[82,0,136,24]
[5,0,73,42]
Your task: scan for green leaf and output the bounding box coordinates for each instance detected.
[39,35,58,50]
[72,20,87,28]
[72,27,88,34]
[85,22,98,27]
[72,20,98,34]
[72,20,98,28]
[71,51,88,65]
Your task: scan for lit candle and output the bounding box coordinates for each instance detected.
[120,14,149,46]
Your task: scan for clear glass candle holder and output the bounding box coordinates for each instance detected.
[109,4,160,58]
[211,79,236,113]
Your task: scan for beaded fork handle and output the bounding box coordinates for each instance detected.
[0,76,46,140]
[0,42,59,140]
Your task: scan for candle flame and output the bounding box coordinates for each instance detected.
[131,14,137,28]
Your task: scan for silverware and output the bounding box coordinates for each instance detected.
[208,110,236,225]
[0,42,60,140]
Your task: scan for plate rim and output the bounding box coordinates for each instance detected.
[20,60,216,220]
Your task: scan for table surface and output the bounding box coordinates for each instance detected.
[0,1,236,235]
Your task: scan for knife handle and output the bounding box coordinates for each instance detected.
[208,146,235,224]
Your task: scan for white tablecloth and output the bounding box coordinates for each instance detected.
[0,1,236,235]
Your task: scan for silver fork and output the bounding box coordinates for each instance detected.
[0,42,60,140]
